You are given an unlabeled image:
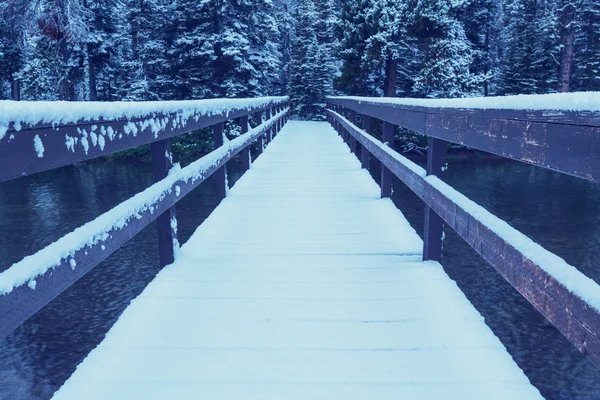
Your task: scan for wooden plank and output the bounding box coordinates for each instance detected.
[327,108,600,368]
[0,110,287,341]
[0,99,288,183]
[328,97,600,182]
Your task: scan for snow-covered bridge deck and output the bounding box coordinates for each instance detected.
[52,122,542,399]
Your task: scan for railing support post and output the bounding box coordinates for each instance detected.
[423,137,449,262]
[240,115,251,171]
[150,139,177,267]
[254,111,264,156]
[266,107,273,143]
[350,110,358,156]
[381,122,394,198]
[213,122,227,200]
[361,115,371,169]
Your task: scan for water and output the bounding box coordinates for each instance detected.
[0,156,599,399]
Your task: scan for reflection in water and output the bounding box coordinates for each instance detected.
[0,157,599,399]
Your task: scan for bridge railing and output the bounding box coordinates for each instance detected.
[326,95,600,369]
[0,96,290,341]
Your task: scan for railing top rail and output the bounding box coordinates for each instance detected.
[0,96,289,183]
[327,93,600,125]
[0,96,288,132]
[327,94,600,183]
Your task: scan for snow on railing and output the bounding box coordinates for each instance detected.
[0,97,289,341]
[326,100,600,369]
[0,97,288,133]
[330,92,600,112]
[0,96,289,182]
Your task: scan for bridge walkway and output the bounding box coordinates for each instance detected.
[52,121,542,399]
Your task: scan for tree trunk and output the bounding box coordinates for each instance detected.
[11,78,20,101]
[383,56,397,97]
[58,39,71,100]
[88,44,98,101]
[558,2,576,93]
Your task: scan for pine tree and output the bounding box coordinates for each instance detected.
[289,0,325,119]
[409,0,481,98]
[500,0,559,94]
[273,0,294,95]
[363,0,412,97]
[314,0,338,95]
[462,0,502,95]
[335,0,378,96]
[573,1,600,91]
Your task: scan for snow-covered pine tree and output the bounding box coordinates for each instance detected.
[116,0,175,101]
[314,0,338,95]
[170,0,280,99]
[0,0,24,99]
[363,0,416,97]
[273,0,294,95]
[289,0,326,119]
[409,0,481,98]
[335,0,379,96]
[572,1,600,91]
[462,0,502,96]
[500,0,559,94]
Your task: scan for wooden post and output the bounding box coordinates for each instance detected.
[381,122,394,198]
[361,115,371,169]
[213,122,227,200]
[423,137,448,262]
[266,107,273,144]
[273,106,279,136]
[240,115,251,171]
[254,111,264,155]
[350,110,358,156]
[150,139,177,267]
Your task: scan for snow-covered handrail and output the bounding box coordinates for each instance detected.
[327,106,600,370]
[327,94,600,183]
[0,100,290,341]
[0,96,289,182]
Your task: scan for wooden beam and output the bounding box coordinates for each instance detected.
[328,97,600,183]
[0,98,288,183]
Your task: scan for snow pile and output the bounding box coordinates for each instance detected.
[0,96,288,134]
[33,135,45,158]
[330,92,600,112]
[0,108,288,296]
[329,108,600,312]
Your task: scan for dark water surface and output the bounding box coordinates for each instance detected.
[0,156,599,399]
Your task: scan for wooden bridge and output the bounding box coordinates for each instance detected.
[0,95,599,399]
